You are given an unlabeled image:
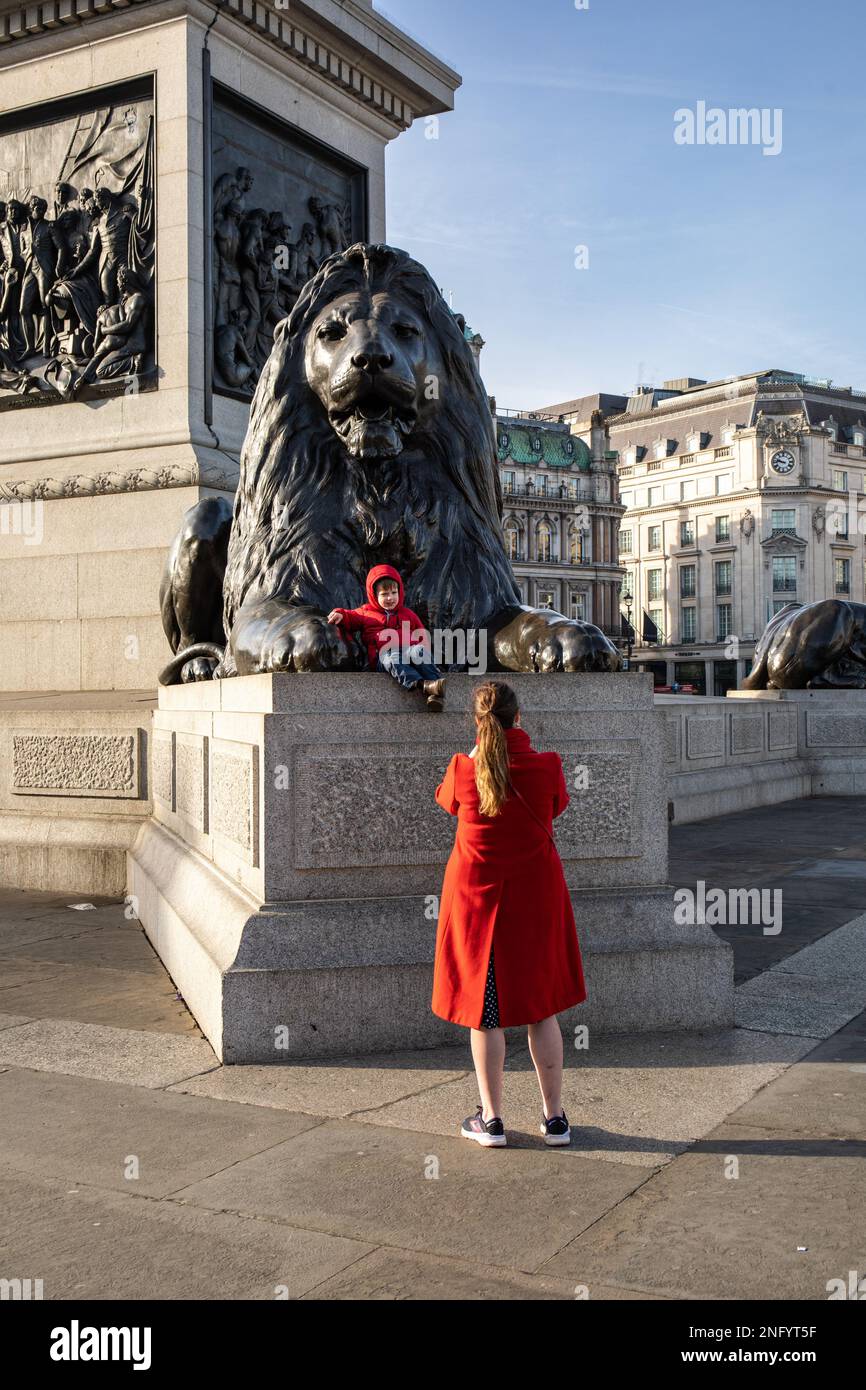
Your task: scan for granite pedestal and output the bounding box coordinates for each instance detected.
[127,672,733,1060]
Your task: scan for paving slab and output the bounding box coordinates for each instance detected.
[0,1170,374,1301]
[0,1019,217,1088]
[723,1034,866,1140]
[0,960,198,1034]
[169,1045,476,1117]
[541,1125,866,1300]
[171,1117,647,1271]
[346,1027,816,1167]
[299,1244,666,1300]
[0,1013,31,1031]
[736,974,866,1039]
[0,1068,322,1197]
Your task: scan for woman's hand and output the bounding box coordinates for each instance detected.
[327,609,343,625]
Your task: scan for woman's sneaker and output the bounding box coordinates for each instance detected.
[461,1105,506,1147]
[541,1110,571,1146]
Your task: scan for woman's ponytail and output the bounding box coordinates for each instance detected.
[473,681,519,817]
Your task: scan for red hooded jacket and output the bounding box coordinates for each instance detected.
[331,564,428,670]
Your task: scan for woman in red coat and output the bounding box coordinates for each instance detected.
[432,680,587,1148]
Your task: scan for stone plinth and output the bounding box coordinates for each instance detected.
[0,0,459,690]
[662,688,866,823]
[128,672,732,1061]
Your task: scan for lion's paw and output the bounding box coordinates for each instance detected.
[528,620,622,674]
[259,612,360,673]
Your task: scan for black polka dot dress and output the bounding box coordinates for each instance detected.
[480,941,500,1029]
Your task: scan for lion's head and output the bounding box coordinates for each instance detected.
[223,243,521,636]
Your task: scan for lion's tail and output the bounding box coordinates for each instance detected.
[158,643,226,687]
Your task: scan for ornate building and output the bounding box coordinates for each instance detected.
[495,408,625,636]
[606,370,866,693]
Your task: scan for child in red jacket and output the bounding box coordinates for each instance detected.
[328,564,446,711]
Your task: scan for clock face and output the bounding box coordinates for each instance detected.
[771,449,796,475]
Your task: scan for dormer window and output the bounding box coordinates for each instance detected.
[500,432,510,451]
[721,425,736,446]
[564,439,574,457]
[654,439,668,461]
[825,418,838,441]
[531,436,542,452]
[625,446,637,467]
[687,432,701,453]
[854,426,865,448]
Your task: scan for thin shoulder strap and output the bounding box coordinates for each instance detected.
[510,784,557,847]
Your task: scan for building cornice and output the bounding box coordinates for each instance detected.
[0,0,459,131]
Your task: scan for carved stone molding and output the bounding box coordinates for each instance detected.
[0,460,237,501]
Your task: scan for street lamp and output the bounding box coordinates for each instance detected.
[621,579,634,669]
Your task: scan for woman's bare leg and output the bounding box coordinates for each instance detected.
[469,1027,505,1120]
[527,1015,564,1118]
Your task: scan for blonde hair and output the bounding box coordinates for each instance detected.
[473,681,519,817]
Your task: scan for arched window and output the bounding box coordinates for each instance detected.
[504,521,521,561]
[537,521,553,563]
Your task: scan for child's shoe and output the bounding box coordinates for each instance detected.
[540,1109,571,1146]
[423,678,446,712]
[461,1105,506,1147]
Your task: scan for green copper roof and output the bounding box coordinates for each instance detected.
[497,423,592,470]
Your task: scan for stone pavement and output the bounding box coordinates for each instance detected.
[0,798,864,1300]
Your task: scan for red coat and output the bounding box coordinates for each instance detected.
[431,725,587,1028]
[331,563,427,670]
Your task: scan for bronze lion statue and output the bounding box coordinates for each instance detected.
[159,243,621,684]
[742,599,866,689]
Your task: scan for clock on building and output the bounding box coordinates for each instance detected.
[770,449,796,475]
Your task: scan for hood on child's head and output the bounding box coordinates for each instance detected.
[365,563,404,609]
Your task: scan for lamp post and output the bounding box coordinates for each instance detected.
[621,579,634,669]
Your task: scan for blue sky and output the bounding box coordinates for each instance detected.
[382,0,866,410]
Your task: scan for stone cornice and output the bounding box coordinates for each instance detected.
[0,459,237,500]
[0,0,459,131]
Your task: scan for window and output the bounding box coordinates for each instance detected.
[715,473,733,495]
[536,521,553,562]
[715,560,732,596]
[619,529,633,555]
[648,525,662,551]
[621,491,633,508]
[771,509,796,532]
[835,558,851,595]
[537,589,555,609]
[722,425,735,445]
[680,565,696,598]
[625,447,637,467]
[854,429,865,448]
[648,606,664,640]
[648,486,662,506]
[655,440,667,460]
[833,469,848,492]
[568,478,579,498]
[681,479,696,501]
[569,530,585,564]
[647,569,663,601]
[504,523,520,561]
[537,475,549,495]
[687,432,702,453]
[772,599,791,615]
[503,471,515,493]
[716,515,731,542]
[772,556,797,593]
[569,592,587,621]
[680,607,696,642]
[717,604,732,641]
[680,520,695,547]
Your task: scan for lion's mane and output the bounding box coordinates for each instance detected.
[222,243,521,637]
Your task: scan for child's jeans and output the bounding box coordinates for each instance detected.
[377,645,441,690]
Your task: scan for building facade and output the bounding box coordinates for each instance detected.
[605,370,866,693]
[495,409,625,635]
